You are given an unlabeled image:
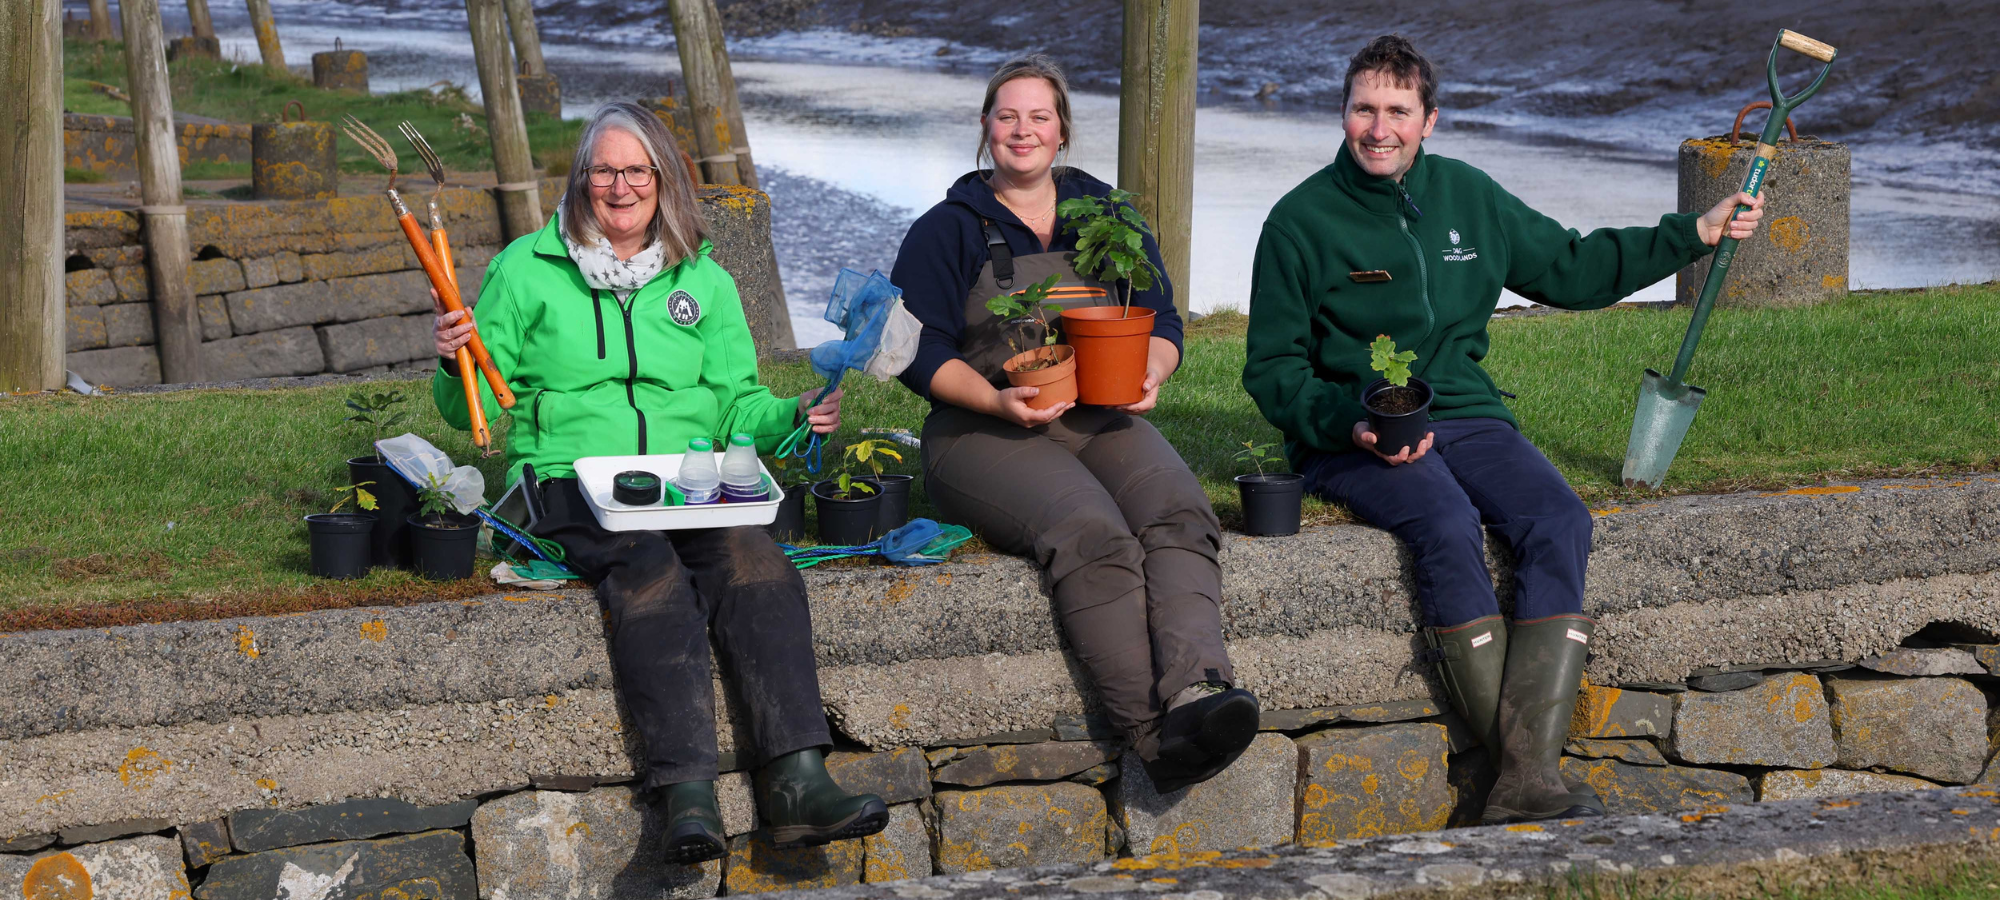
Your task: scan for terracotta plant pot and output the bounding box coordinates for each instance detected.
[1060,306,1155,405]
[1002,344,1078,410]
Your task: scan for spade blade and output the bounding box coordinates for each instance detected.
[1621,368,1707,489]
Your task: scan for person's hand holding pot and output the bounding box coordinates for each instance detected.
[1352,421,1434,465]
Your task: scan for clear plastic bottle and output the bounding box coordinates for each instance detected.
[676,438,721,505]
[719,433,769,503]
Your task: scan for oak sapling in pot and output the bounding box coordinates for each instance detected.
[305,480,379,579]
[1056,188,1164,405]
[1232,440,1306,537]
[1361,334,1434,457]
[406,472,479,580]
[844,437,916,535]
[343,388,420,569]
[812,439,886,546]
[989,273,1079,409]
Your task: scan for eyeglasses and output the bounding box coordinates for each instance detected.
[585,165,659,187]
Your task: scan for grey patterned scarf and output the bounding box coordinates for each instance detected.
[557,203,667,295]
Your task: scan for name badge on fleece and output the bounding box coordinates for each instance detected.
[667,290,702,326]
[1348,270,1392,283]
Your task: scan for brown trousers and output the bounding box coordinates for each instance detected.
[921,404,1233,741]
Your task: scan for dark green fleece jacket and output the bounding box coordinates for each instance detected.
[1243,144,1715,460]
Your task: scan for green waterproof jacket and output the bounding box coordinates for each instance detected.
[1243,144,1716,460]
[432,216,797,485]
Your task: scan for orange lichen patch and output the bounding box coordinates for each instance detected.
[1215,858,1274,870]
[1822,274,1848,291]
[1760,485,1861,497]
[1952,809,1974,816]
[1150,878,1178,885]
[881,575,919,606]
[887,704,911,731]
[118,747,173,789]
[1505,824,1543,833]
[1685,138,1739,179]
[1766,216,1810,253]
[1590,506,1622,517]
[359,620,388,642]
[23,852,93,900]
[1561,819,1585,827]
[566,821,592,836]
[1820,799,1859,810]
[236,625,260,658]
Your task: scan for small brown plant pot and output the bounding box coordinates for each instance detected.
[1002,344,1078,410]
[1060,306,1155,406]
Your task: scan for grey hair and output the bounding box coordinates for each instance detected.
[976,54,1073,174]
[560,101,706,266]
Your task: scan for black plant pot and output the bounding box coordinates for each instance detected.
[349,456,417,569]
[872,474,915,536]
[1362,377,1435,457]
[1236,473,1306,536]
[305,513,376,579]
[407,513,480,580]
[766,483,809,543]
[812,478,883,547]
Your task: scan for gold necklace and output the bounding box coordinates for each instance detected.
[998,191,1056,227]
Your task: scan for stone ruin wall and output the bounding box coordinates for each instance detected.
[60,180,793,388]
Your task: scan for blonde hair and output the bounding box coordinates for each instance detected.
[561,102,707,265]
[976,54,1073,174]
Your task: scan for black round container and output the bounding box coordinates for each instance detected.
[305,513,376,579]
[766,484,808,543]
[407,513,480,580]
[1235,473,1306,537]
[872,474,915,536]
[1362,377,1435,457]
[613,470,663,505]
[348,456,417,569]
[812,478,883,547]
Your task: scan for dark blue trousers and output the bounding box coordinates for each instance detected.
[1299,418,1591,628]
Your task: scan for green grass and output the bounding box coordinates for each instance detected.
[60,38,581,178]
[2,285,1996,613]
[1544,862,2000,900]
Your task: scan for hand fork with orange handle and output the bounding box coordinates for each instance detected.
[340,116,516,447]
[397,121,496,453]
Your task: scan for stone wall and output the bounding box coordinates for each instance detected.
[5,477,2000,894]
[61,180,795,387]
[64,112,253,180]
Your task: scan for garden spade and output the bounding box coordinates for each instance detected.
[1621,29,1836,488]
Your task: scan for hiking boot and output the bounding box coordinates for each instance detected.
[755,748,889,849]
[1482,615,1608,824]
[1142,682,1260,793]
[660,781,726,864]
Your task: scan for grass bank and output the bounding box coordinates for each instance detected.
[60,38,580,181]
[1,284,1995,618]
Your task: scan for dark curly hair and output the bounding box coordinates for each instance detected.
[1342,34,1438,115]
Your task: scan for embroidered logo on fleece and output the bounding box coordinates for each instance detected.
[667,290,701,326]
[1442,227,1478,263]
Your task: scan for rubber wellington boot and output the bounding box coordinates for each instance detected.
[1423,614,1508,763]
[1143,682,1261,793]
[660,781,726,864]
[1482,615,1607,824]
[755,748,889,849]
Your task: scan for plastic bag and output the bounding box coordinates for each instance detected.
[376,433,485,514]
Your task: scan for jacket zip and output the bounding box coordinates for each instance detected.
[617,291,646,453]
[1395,183,1436,345]
[591,290,607,360]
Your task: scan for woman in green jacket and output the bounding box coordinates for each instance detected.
[430,102,885,863]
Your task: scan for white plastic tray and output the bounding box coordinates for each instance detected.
[574,453,784,532]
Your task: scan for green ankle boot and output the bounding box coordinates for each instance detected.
[1424,614,1508,763]
[755,748,889,849]
[660,781,726,864]
[1482,615,1607,824]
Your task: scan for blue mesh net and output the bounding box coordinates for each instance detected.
[778,269,907,471]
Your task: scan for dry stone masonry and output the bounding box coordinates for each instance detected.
[6,478,2000,894]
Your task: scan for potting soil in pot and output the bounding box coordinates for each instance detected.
[1369,386,1424,415]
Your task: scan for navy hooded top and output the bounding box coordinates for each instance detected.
[889,168,1184,402]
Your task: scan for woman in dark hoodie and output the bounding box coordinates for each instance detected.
[890,55,1259,792]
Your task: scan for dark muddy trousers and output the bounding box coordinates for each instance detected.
[921,405,1233,741]
[532,478,832,795]
[1298,418,1592,628]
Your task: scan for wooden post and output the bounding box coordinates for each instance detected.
[466,0,543,240]
[1118,0,1197,320]
[0,0,66,392]
[121,0,205,383]
[87,0,112,40]
[500,0,546,77]
[187,0,215,40]
[666,0,740,185]
[700,0,757,190]
[244,0,285,70]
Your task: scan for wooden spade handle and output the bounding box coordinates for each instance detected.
[395,212,515,408]
[1778,30,1836,62]
[434,229,491,449]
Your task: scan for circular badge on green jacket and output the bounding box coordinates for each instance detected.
[667,290,701,326]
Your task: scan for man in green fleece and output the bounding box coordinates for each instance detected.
[1242,35,1765,824]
